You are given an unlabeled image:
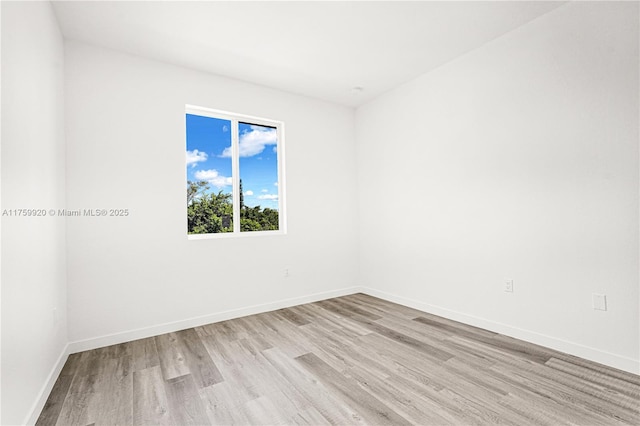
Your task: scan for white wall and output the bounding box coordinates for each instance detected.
[1,1,68,424]
[64,41,359,344]
[356,1,639,373]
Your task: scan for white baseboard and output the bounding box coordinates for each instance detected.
[361,287,640,375]
[24,343,70,426]
[67,286,364,355]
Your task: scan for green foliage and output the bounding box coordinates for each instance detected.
[240,206,278,231]
[187,180,209,205]
[188,190,233,234]
[187,180,278,234]
[240,218,262,232]
[239,179,245,210]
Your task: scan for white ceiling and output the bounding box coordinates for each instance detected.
[51,1,565,107]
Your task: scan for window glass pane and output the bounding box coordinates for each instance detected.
[186,114,233,234]
[238,122,279,232]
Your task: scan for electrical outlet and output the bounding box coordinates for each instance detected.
[504,280,514,293]
[593,293,607,311]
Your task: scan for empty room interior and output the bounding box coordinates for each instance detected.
[1,0,639,425]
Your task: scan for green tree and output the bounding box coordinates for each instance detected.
[260,208,279,230]
[187,179,279,234]
[239,179,245,210]
[240,205,278,231]
[187,190,233,234]
[187,180,209,205]
[240,218,262,231]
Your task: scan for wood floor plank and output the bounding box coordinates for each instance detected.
[545,357,640,399]
[73,349,106,378]
[244,395,289,425]
[497,391,578,426]
[213,319,242,340]
[327,298,383,320]
[300,303,372,336]
[354,332,530,425]
[276,307,311,326]
[375,314,451,344]
[339,294,397,318]
[413,314,499,339]
[451,332,639,420]
[175,328,224,388]
[496,372,623,426]
[59,353,83,377]
[414,315,552,365]
[287,406,332,425]
[163,374,210,426]
[130,337,160,372]
[54,373,100,426]
[198,335,263,403]
[286,305,320,324]
[235,338,313,412]
[35,374,74,426]
[231,316,275,351]
[198,381,253,425]
[253,312,311,358]
[55,350,115,425]
[316,299,361,319]
[91,356,133,426]
[489,362,635,425]
[262,347,366,425]
[296,352,412,425]
[549,353,640,387]
[154,332,190,381]
[38,294,640,426]
[353,316,455,362]
[132,366,173,426]
[209,337,289,404]
[299,328,454,425]
[347,293,428,319]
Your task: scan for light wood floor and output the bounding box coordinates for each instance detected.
[37,293,640,425]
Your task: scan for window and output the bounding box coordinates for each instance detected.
[186,105,285,238]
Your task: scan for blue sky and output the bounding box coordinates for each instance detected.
[186,114,279,209]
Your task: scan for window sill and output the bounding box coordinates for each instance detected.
[187,230,287,240]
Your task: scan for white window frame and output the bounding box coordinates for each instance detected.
[186,105,287,239]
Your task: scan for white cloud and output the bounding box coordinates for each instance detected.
[274,182,279,187]
[261,189,269,193]
[244,190,254,196]
[272,146,277,153]
[194,169,232,188]
[220,127,277,158]
[258,194,278,201]
[186,149,208,167]
[222,125,229,132]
